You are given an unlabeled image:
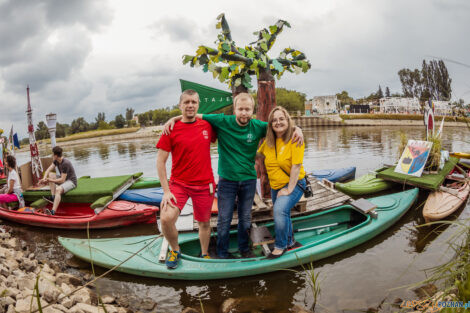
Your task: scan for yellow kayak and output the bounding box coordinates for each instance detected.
[450,152,470,159]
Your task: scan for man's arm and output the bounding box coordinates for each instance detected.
[50,173,67,184]
[292,126,304,146]
[39,164,56,184]
[156,149,177,211]
[163,114,203,135]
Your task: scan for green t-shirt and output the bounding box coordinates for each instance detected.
[203,114,267,181]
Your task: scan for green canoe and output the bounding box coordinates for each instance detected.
[59,188,418,280]
[129,177,161,189]
[335,172,395,196]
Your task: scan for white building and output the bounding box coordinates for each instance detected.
[305,95,339,114]
[379,97,421,114]
[432,100,453,116]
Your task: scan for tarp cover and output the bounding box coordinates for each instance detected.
[23,175,134,203]
[180,79,232,114]
[376,157,459,190]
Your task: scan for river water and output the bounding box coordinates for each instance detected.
[7,125,470,312]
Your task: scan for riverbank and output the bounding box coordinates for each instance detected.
[18,126,164,153]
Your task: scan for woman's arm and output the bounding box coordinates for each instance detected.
[7,179,14,194]
[278,164,301,196]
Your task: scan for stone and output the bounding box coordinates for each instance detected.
[117,308,127,313]
[0,296,15,306]
[66,257,90,269]
[60,283,73,296]
[220,296,277,313]
[17,277,35,291]
[70,303,101,313]
[56,273,82,287]
[413,284,438,299]
[39,277,57,295]
[11,269,23,277]
[41,271,56,283]
[28,253,35,259]
[103,305,118,313]
[292,305,313,313]
[61,297,74,309]
[14,250,24,260]
[43,307,63,313]
[15,296,48,313]
[0,247,12,259]
[337,298,368,310]
[4,259,19,272]
[21,258,37,272]
[181,308,200,313]
[6,305,14,313]
[101,295,116,304]
[52,304,69,313]
[140,298,157,311]
[0,265,9,277]
[3,238,17,249]
[18,288,34,300]
[42,263,55,274]
[71,288,92,305]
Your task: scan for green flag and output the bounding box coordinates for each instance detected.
[180,79,233,114]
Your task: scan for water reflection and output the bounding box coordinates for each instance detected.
[10,125,470,313]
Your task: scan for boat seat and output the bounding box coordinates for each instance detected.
[250,224,274,257]
[350,198,378,218]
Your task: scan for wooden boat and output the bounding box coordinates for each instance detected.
[310,166,356,183]
[0,201,159,229]
[59,188,418,280]
[423,169,470,222]
[335,172,395,196]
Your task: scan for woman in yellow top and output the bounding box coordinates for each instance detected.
[258,107,306,259]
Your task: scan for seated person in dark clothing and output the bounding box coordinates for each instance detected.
[39,146,77,215]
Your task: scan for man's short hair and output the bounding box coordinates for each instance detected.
[6,155,16,169]
[179,89,200,103]
[233,93,255,109]
[52,146,63,157]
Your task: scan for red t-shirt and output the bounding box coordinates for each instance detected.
[156,118,216,185]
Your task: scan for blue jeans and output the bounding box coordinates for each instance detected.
[217,177,257,258]
[271,178,306,250]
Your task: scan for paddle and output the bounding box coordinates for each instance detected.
[295,222,339,233]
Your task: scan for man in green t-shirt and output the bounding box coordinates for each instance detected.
[165,93,303,258]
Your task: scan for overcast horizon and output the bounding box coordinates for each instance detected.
[1,0,469,138]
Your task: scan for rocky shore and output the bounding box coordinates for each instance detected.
[0,226,315,313]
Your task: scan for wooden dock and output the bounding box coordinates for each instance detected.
[195,179,352,229]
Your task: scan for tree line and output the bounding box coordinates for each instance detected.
[34,108,136,140]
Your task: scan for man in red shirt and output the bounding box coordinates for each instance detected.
[156,89,216,269]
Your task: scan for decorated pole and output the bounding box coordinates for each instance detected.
[182,14,311,198]
[46,113,57,148]
[26,86,43,186]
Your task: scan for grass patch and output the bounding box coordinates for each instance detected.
[42,127,141,143]
[339,113,470,123]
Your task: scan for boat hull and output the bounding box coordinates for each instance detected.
[335,173,394,196]
[311,167,356,183]
[423,182,470,222]
[59,189,418,280]
[0,201,158,229]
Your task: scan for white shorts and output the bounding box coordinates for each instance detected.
[59,180,76,194]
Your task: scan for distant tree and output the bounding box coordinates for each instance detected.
[377,85,383,99]
[70,117,90,134]
[273,88,306,112]
[95,112,106,124]
[56,123,70,138]
[125,108,135,121]
[97,120,113,130]
[336,91,355,108]
[385,86,391,97]
[35,121,49,140]
[115,114,126,128]
[398,59,451,101]
[138,113,149,126]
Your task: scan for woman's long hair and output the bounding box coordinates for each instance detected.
[265,106,294,148]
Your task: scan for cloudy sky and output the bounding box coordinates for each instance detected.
[1,0,469,138]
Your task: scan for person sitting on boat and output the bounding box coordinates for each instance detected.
[0,155,24,209]
[164,93,304,259]
[39,146,77,215]
[257,106,306,259]
[157,89,217,269]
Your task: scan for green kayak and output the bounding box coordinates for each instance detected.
[129,177,161,189]
[59,188,418,280]
[335,172,395,196]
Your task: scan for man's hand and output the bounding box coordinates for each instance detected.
[161,191,177,211]
[163,116,183,135]
[292,126,304,147]
[39,178,48,185]
[277,187,292,197]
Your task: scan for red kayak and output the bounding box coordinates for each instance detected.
[0,201,159,229]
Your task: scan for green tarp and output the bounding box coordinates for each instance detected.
[180,79,232,114]
[23,175,135,203]
[376,157,459,190]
